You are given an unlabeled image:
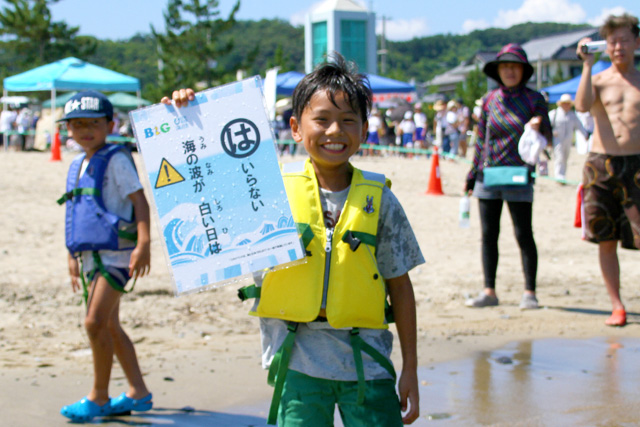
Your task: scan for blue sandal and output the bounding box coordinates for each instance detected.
[60,397,111,422]
[110,392,153,414]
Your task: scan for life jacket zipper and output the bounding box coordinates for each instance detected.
[321,228,333,310]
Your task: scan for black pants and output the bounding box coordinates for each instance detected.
[479,198,537,292]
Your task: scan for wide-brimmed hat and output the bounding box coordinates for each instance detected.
[558,93,573,104]
[483,43,534,87]
[433,99,446,111]
[447,100,459,110]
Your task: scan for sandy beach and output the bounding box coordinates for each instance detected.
[0,147,638,426]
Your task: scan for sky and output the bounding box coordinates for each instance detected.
[2,0,639,41]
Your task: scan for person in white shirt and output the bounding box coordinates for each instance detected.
[575,110,594,154]
[0,106,17,148]
[413,102,428,151]
[444,100,461,156]
[549,93,588,181]
[366,108,383,156]
[456,102,470,157]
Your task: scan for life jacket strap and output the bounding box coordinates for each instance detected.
[237,284,261,301]
[77,256,90,307]
[56,187,101,205]
[117,229,138,242]
[266,322,298,425]
[296,222,314,249]
[342,230,377,251]
[91,251,136,294]
[349,327,397,405]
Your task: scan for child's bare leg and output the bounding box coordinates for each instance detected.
[108,303,150,399]
[85,275,122,405]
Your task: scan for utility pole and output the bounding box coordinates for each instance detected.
[378,15,389,75]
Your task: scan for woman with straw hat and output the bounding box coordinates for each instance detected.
[549,93,589,181]
[464,43,552,310]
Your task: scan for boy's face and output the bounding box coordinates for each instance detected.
[291,90,367,171]
[67,117,113,154]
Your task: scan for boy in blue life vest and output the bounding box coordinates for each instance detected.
[57,91,153,422]
[163,53,424,426]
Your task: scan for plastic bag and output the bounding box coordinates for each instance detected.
[518,124,546,165]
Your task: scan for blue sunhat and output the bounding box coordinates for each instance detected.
[58,90,113,122]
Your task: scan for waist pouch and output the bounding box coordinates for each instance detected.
[483,166,529,186]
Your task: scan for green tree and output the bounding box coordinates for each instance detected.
[455,65,487,108]
[0,0,96,68]
[152,0,243,97]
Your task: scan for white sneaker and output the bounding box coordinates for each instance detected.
[465,292,499,308]
[519,293,539,310]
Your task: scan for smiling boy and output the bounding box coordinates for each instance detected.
[165,54,424,426]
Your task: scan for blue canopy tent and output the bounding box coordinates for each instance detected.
[3,57,141,144]
[366,74,415,93]
[275,71,305,96]
[275,70,415,95]
[542,60,611,103]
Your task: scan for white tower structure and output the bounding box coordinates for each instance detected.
[304,0,377,74]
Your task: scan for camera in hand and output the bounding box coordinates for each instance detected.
[580,41,607,54]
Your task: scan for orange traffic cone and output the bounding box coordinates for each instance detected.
[50,131,62,162]
[425,147,444,195]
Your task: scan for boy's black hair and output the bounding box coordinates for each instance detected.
[291,52,372,123]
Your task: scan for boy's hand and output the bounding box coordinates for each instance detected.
[399,368,420,424]
[129,242,151,279]
[68,255,81,293]
[160,88,195,108]
[127,189,151,279]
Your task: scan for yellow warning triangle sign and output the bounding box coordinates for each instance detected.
[155,158,185,189]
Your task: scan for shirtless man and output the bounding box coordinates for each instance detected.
[575,14,640,327]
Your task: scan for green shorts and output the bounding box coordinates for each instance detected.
[278,369,402,427]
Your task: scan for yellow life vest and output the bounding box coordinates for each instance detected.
[253,158,390,329]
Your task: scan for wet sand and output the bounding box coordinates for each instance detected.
[0,148,638,426]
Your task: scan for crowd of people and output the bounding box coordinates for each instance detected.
[0,105,39,150]
[0,101,135,152]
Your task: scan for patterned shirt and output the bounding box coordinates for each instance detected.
[468,86,551,181]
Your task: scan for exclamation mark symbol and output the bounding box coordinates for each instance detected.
[155,158,185,189]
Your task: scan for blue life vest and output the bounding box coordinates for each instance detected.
[58,144,137,255]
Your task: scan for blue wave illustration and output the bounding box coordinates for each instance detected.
[163,214,297,267]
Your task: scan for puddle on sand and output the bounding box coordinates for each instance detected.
[417,337,640,426]
[224,337,640,427]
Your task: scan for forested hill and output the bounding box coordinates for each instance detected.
[2,18,591,100]
[386,22,592,82]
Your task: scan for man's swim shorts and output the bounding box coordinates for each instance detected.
[582,153,640,249]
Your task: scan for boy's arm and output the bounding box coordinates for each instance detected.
[387,273,419,424]
[68,253,81,293]
[128,189,151,278]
